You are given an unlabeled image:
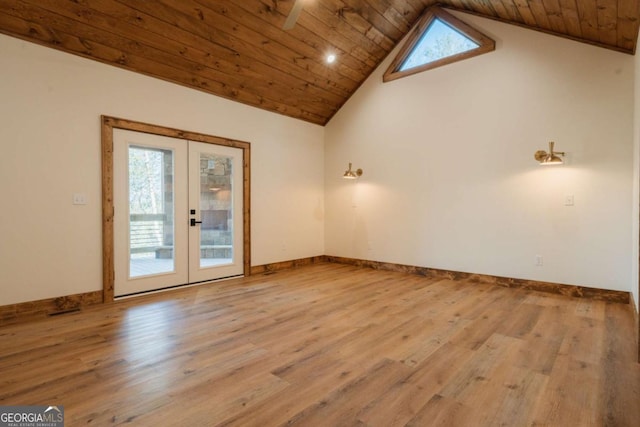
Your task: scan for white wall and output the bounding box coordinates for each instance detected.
[0,34,324,305]
[325,12,634,292]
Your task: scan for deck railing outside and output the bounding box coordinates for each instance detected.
[129,213,167,255]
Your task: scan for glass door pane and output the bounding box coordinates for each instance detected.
[198,153,233,268]
[114,128,188,297]
[188,141,243,283]
[128,145,175,277]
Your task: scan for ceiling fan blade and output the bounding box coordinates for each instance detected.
[283,0,304,30]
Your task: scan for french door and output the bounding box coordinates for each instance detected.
[113,129,244,297]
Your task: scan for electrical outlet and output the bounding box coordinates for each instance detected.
[535,255,543,267]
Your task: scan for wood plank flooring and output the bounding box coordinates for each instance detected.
[0,263,638,426]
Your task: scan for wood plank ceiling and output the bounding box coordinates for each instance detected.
[0,0,638,125]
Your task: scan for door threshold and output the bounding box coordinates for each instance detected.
[115,274,244,300]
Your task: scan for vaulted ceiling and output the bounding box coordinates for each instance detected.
[1,1,638,125]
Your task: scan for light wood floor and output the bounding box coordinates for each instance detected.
[1,263,638,426]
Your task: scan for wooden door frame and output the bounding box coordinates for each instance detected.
[101,116,251,302]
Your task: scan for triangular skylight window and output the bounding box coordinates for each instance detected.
[384,7,495,82]
[399,19,479,71]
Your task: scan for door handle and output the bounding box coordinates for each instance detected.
[190,218,202,227]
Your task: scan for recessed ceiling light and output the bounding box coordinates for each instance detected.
[326,54,336,64]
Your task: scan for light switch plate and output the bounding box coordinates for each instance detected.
[73,193,87,205]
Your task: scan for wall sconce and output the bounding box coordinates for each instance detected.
[343,162,363,179]
[534,141,565,165]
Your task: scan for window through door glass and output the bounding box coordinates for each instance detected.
[198,153,233,268]
[128,146,175,277]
